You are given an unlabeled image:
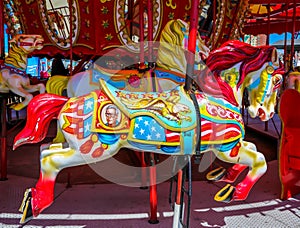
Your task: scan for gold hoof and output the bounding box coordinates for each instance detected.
[19,190,33,224]
[206,167,226,181]
[214,184,235,203]
[19,188,31,213]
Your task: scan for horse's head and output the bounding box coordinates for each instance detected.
[245,49,283,121]
[9,34,44,53]
[202,41,283,122]
[156,19,209,74]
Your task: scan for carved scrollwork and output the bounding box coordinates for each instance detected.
[38,0,80,49]
[114,0,162,52]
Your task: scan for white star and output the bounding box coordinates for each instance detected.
[155,133,161,138]
[144,120,149,126]
[133,134,136,138]
[146,135,151,140]
[85,100,93,110]
[84,122,90,132]
[139,128,145,135]
[138,117,143,121]
[151,126,156,132]
[135,123,139,128]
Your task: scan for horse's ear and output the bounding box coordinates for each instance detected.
[9,36,16,44]
[9,34,22,44]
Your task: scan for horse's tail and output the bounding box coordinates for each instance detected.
[13,93,69,149]
[46,75,70,96]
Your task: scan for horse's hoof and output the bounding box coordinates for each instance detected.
[10,103,24,111]
[19,188,31,213]
[214,184,235,203]
[19,190,33,224]
[206,167,226,181]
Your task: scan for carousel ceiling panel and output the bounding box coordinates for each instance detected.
[3,0,203,58]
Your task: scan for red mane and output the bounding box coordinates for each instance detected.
[198,40,276,106]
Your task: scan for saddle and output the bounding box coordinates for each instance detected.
[99,78,197,131]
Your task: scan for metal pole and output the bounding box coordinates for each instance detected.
[284,4,288,72]
[267,4,270,45]
[148,153,159,224]
[69,0,73,76]
[0,1,4,60]
[147,0,153,64]
[139,0,145,68]
[0,97,8,180]
[265,4,271,132]
[184,0,200,91]
[290,1,296,70]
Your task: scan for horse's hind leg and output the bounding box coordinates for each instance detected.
[207,141,257,183]
[207,164,247,183]
[19,143,81,223]
[213,140,267,202]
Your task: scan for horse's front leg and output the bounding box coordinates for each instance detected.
[24,83,46,94]
[7,78,33,110]
[213,140,267,202]
[19,143,82,223]
[7,77,45,110]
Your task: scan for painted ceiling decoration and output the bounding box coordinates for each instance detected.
[3,0,298,58]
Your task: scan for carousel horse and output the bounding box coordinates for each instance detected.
[46,19,210,97]
[286,69,300,92]
[0,34,45,110]
[14,40,283,224]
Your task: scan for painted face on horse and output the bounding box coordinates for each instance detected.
[9,34,44,53]
[246,49,282,121]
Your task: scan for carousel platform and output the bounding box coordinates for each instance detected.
[1,160,300,227]
[1,111,299,227]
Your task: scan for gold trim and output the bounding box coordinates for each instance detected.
[201,135,242,145]
[90,93,130,134]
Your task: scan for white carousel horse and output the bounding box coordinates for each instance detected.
[0,34,45,110]
[14,40,282,224]
[46,19,210,97]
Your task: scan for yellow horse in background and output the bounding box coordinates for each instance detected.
[46,19,210,97]
[0,34,45,110]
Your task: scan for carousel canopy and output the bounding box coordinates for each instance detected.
[2,0,253,59]
[244,1,300,35]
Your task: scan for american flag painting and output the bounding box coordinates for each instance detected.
[131,116,180,144]
[132,116,166,142]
